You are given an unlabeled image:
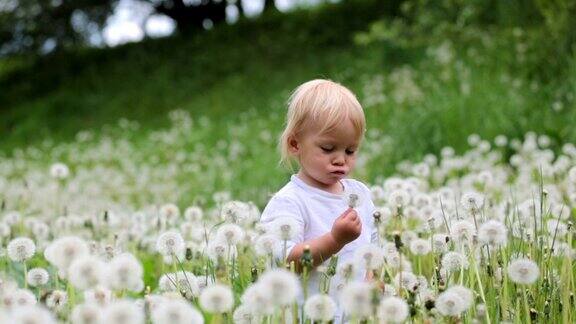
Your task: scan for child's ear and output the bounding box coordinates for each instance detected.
[288,136,300,154]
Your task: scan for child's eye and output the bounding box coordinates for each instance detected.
[345,149,356,155]
[320,146,334,152]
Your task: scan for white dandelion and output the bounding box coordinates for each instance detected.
[216,223,245,246]
[377,296,409,323]
[304,294,337,322]
[26,268,49,287]
[340,281,373,319]
[271,216,300,241]
[156,231,185,257]
[240,284,274,316]
[435,290,465,316]
[10,305,57,324]
[102,300,144,324]
[199,284,234,314]
[13,289,37,307]
[206,239,236,262]
[441,251,469,273]
[409,238,431,255]
[84,286,113,307]
[50,162,70,179]
[184,206,204,221]
[450,220,476,244]
[45,290,68,310]
[71,303,103,324]
[258,268,301,307]
[478,220,507,246]
[254,234,281,258]
[388,189,411,207]
[507,258,539,285]
[446,285,473,311]
[68,256,105,290]
[158,271,200,298]
[159,203,180,220]
[336,260,359,281]
[460,192,484,213]
[151,298,204,324]
[353,244,385,270]
[44,236,90,277]
[106,253,143,292]
[7,237,36,262]
[220,201,250,224]
[233,303,260,324]
[394,271,419,292]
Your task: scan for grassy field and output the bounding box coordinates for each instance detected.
[0,1,575,323]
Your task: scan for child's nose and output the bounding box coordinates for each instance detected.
[332,153,345,165]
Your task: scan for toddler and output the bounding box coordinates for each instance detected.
[260,79,378,321]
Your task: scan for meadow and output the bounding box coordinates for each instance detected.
[0,0,575,323]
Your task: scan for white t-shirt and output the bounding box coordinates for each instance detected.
[260,174,378,317]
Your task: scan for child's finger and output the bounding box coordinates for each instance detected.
[341,207,354,218]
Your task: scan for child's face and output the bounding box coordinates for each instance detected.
[289,118,360,193]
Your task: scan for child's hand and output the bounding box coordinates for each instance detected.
[330,208,362,246]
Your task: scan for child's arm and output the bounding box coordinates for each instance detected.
[287,207,361,272]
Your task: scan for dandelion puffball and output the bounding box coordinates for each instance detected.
[199,284,234,313]
[304,294,337,322]
[507,258,539,285]
[151,298,204,324]
[7,237,36,262]
[156,231,185,256]
[378,296,409,323]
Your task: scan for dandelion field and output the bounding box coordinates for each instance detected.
[1,0,576,323]
[1,112,575,323]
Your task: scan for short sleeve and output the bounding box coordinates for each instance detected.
[259,194,306,258]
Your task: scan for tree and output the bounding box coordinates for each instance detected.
[262,0,278,13]
[149,0,227,33]
[0,0,117,55]
[0,0,277,55]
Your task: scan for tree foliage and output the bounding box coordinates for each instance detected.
[0,0,278,55]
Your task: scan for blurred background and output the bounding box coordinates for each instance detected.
[1,0,576,206]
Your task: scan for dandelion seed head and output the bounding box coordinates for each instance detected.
[68,256,105,290]
[378,296,409,323]
[258,268,301,306]
[507,258,539,285]
[50,163,70,179]
[199,284,234,314]
[216,223,245,246]
[156,231,185,256]
[102,300,144,324]
[441,251,469,273]
[151,298,204,324]
[353,244,384,270]
[7,237,36,262]
[436,290,465,316]
[10,305,56,324]
[478,220,507,246]
[339,281,373,318]
[271,216,300,241]
[409,238,431,255]
[46,290,68,310]
[26,268,49,287]
[106,253,143,292]
[183,206,203,221]
[71,303,102,324]
[450,220,476,243]
[304,294,336,322]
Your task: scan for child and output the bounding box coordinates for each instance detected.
[260,79,378,320]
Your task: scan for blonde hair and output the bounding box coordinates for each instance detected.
[279,79,366,169]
